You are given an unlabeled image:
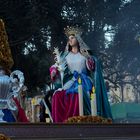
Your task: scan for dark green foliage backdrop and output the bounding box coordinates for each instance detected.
[1,0,140,99]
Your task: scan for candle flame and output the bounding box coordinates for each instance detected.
[78,77,82,84]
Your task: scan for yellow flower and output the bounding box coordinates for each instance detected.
[31,98,37,105]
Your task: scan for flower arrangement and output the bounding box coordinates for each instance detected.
[65,116,112,124]
[0,134,10,140]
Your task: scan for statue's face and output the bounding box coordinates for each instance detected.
[68,35,78,47]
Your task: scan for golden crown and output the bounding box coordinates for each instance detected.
[64,26,83,37]
[0,19,14,70]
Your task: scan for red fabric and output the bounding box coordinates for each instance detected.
[52,90,79,123]
[86,57,95,71]
[13,98,29,122]
[49,65,59,81]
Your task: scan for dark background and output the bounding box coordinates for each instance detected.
[1,0,140,101]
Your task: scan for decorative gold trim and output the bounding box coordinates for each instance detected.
[0,19,14,70]
[0,134,10,140]
[65,116,112,124]
[64,26,82,37]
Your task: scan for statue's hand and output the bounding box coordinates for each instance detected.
[80,49,90,58]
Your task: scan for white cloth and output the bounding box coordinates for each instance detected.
[65,52,87,74]
[63,52,87,90]
[75,34,90,50]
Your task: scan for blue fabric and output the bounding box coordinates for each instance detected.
[66,71,93,94]
[2,109,16,122]
[66,71,92,115]
[65,57,112,119]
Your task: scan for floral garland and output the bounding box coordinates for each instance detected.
[65,116,112,124]
[0,134,10,140]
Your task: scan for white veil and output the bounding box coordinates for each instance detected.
[75,34,90,57]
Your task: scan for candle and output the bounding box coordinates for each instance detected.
[78,77,84,116]
[31,98,36,122]
[90,86,97,116]
[42,98,53,123]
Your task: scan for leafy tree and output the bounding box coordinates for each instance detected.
[1,0,140,100]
